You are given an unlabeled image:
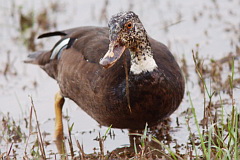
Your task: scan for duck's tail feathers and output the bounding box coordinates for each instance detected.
[23,51,48,65]
[38,27,81,39]
[38,31,67,39]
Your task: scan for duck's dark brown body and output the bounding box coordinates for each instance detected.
[31,26,184,129]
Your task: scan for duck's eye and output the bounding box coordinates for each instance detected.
[126,22,133,29]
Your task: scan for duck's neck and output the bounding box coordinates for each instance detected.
[129,37,158,75]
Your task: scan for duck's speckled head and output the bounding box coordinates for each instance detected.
[100,11,147,68]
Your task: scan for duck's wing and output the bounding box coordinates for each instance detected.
[24,26,110,79]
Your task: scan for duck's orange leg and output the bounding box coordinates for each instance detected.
[54,91,65,155]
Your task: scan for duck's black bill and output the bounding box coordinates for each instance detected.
[99,41,126,69]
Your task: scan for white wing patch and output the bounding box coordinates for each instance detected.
[50,38,70,59]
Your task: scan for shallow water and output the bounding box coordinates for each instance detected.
[0,0,239,157]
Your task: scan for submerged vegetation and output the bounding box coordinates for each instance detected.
[0,0,240,159]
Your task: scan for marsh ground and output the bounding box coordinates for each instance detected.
[0,0,239,159]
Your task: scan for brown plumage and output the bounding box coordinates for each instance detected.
[26,12,185,130]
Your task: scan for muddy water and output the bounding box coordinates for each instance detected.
[0,0,239,157]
